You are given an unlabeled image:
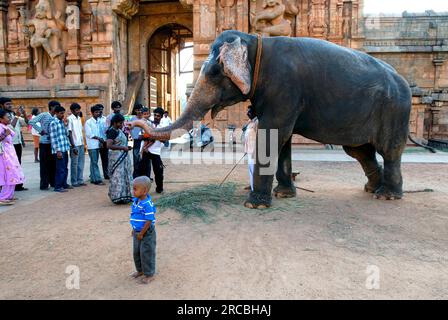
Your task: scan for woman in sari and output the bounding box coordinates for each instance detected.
[106,114,133,204]
[0,109,25,205]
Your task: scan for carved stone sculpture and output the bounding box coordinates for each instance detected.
[26,0,66,79]
[251,0,297,37]
[308,0,328,38]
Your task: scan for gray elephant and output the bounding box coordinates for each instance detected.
[136,30,411,209]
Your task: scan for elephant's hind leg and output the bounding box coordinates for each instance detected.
[274,136,296,198]
[374,145,405,200]
[343,144,383,193]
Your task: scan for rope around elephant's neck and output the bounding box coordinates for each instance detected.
[248,34,263,100]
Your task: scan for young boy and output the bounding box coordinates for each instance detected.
[130,176,157,284]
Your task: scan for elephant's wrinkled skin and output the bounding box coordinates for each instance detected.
[141,30,411,208]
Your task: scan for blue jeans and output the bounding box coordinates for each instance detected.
[55,151,69,190]
[88,149,103,183]
[70,145,85,185]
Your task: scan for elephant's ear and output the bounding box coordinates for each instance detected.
[218,37,251,95]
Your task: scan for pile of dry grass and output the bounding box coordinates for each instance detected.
[157,182,304,221]
[157,182,245,220]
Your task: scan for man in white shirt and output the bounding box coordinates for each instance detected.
[67,103,86,187]
[160,111,172,127]
[84,105,105,185]
[140,107,168,193]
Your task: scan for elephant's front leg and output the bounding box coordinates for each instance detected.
[244,166,274,209]
[273,135,296,198]
[244,128,292,209]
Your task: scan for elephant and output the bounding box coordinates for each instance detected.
[135,30,412,209]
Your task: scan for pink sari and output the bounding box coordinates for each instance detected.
[0,123,25,187]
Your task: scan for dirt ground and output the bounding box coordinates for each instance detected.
[1,158,447,299]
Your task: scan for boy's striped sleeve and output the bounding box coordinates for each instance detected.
[143,201,156,221]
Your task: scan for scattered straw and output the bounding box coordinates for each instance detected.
[156,182,245,221]
[156,182,304,221]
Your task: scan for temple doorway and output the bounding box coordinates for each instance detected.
[147,23,193,120]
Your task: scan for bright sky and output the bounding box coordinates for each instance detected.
[364,0,448,14]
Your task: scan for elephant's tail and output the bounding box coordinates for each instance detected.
[408,134,437,153]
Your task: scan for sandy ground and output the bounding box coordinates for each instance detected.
[0,149,447,299]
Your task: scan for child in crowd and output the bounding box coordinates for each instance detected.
[130,176,157,284]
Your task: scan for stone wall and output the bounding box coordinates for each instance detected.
[363,11,448,141]
[0,0,124,117]
[1,1,447,144]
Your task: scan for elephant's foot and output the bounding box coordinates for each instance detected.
[364,167,383,193]
[244,191,272,209]
[273,184,296,198]
[373,185,403,200]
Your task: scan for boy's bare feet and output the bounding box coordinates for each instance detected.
[130,271,144,278]
[139,275,154,284]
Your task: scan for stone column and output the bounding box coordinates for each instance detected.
[0,0,8,85]
[433,57,446,91]
[193,0,216,80]
[10,0,29,83]
[65,0,82,83]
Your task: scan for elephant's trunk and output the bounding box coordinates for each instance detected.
[133,74,215,141]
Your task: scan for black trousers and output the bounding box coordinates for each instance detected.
[99,144,109,179]
[136,150,152,180]
[140,151,163,193]
[132,139,142,178]
[39,143,56,189]
[13,144,24,190]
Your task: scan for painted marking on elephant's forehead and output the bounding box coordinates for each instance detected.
[200,52,215,74]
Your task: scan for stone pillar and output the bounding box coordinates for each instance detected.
[433,57,446,91]
[0,0,8,85]
[308,0,328,39]
[65,0,82,83]
[10,0,29,84]
[193,0,216,80]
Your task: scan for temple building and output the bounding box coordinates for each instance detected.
[0,0,447,143]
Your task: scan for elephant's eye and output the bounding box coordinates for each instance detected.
[207,64,222,77]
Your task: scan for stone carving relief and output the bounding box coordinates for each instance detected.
[80,0,93,41]
[112,0,139,20]
[7,6,20,46]
[179,0,193,9]
[308,0,328,38]
[24,0,67,79]
[66,4,80,30]
[251,0,298,37]
[219,0,236,31]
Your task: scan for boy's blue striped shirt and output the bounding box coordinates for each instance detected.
[130,195,156,232]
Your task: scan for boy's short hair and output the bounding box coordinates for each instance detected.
[48,100,61,111]
[110,113,125,125]
[111,101,122,109]
[70,102,81,111]
[91,104,102,113]
[0,97,12,105]
[154,107,164,116]
[141,107,149,113]
[54,105,65,113]
[133,176,152,191]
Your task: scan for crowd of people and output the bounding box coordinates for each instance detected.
[0,97,172,206]
[1,96,257,284]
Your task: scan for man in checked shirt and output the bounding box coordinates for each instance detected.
[49,105,73,193]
